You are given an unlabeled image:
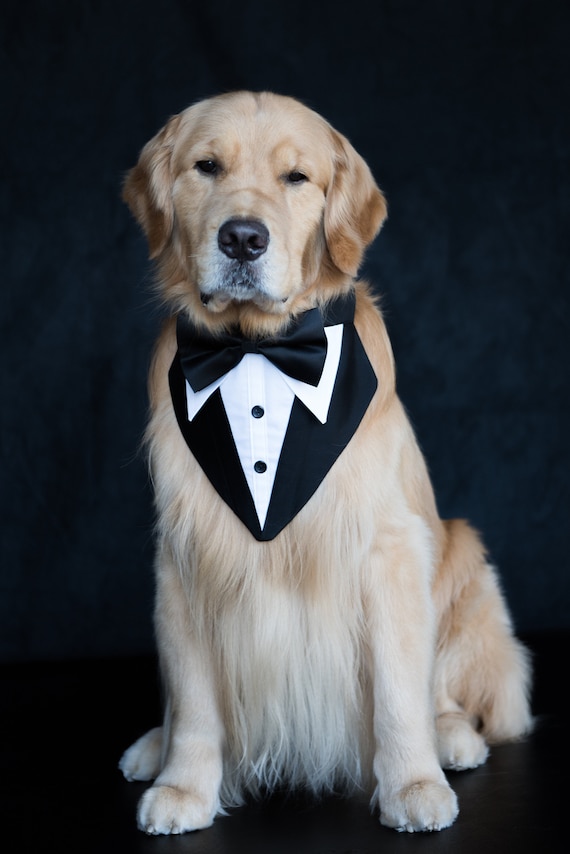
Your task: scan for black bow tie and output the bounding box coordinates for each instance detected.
[176,307,329,391]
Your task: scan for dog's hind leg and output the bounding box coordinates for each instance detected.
[433,519,533,769]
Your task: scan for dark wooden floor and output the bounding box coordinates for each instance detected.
[3,632,567,853]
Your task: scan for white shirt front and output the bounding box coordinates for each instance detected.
[183,324,344,529]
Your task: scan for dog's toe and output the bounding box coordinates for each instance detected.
[437,714,489,770]
[119,726,163,782]
[137,784,218,835]
[380,780,459,833]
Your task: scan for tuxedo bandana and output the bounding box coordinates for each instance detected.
[169,292,378,540]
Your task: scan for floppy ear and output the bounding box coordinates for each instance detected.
[324,130,387,277]
[122,113,182,258]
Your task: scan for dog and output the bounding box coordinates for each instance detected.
[118,91,532,835]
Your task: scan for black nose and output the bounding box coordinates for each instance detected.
[218,218,269,262]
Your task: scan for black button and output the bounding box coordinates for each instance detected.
[251,405,265,418]
[254,460,267,473]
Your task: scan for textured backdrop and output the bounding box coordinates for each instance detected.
[2,0,569,661]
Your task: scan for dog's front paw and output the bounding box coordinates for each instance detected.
[380,781,459,833]
[119,726,163,782]
[137,784,219,835]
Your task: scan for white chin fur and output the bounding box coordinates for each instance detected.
[200,290,288,313]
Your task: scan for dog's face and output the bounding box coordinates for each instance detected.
[124,91,387,330]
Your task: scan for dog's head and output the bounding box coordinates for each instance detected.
[124,91,386,331]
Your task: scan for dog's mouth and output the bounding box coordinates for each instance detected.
[200,266,257,305]
[200,288,288,314]
[199,261,287,312]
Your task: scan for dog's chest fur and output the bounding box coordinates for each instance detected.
[208,555,374,802]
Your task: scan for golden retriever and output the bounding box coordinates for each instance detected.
[118,91,532,835]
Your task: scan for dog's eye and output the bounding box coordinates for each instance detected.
[285,170,308,185]
[195,160,219,175]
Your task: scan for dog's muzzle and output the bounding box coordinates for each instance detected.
[199,218,279,309]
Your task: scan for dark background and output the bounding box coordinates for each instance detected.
[2,0,569,663]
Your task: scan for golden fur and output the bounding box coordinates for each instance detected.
[118,91,532,835]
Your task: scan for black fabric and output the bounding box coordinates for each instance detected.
[169,295,377,540]
[2,0,569,660]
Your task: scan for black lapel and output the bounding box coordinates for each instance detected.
[169,356,264,539]
[260,323,377,540]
